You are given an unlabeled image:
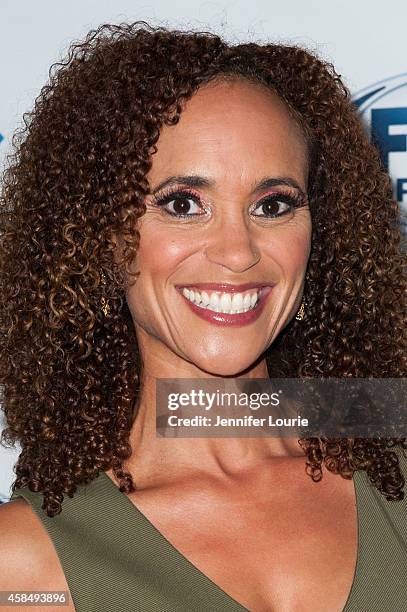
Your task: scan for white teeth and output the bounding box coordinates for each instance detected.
[209,293,220,312]
[201,291,210,306]
[243,293,251,310]
[181,287,262,314]
[231,293,243,311]
[220,293,232,313]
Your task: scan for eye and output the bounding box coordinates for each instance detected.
[252,193,298,218]
[153,190,205,217]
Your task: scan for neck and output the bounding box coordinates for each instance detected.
[121,332,305,488]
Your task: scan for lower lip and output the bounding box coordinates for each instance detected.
[177,286,274,327]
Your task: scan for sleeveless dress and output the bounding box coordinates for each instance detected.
[10,448,407,612]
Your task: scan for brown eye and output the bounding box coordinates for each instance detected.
[169,196,197,215]
[154,190,205,217]
[252,195,295,218]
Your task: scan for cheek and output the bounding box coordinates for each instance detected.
[127,225,199,335]
[135,222,194,274]
[260,219,312,274]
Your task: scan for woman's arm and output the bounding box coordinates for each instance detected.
[0,499,76,611]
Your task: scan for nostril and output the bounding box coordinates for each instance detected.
[204,242,261,272]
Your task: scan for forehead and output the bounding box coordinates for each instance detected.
[148,79,309,188]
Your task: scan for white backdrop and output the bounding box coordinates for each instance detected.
[1,0,406,500]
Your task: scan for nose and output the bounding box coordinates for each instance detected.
[204,211,261,273]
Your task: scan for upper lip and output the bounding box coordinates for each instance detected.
[175,282,274,293]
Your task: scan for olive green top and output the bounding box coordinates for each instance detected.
[10,448,407,612]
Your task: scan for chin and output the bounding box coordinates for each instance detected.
[192,355,260,378]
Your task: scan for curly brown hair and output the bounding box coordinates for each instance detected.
[1,21,406,517]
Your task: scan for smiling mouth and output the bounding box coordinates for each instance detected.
[175,283,274,326]
[180,286,264,314]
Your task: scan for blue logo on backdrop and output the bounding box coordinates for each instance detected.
[0,133,3,144]
[353,73,407,236]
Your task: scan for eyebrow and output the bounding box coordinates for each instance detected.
[151,175,307,199]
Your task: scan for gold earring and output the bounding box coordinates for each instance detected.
[100,271,110,317]
[101,296,110,317]
[295,300,306,321]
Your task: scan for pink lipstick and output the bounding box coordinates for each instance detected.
[175,284,274,327]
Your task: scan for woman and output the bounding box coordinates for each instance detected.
[0,21,406,612]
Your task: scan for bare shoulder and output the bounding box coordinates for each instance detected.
[0,498,76,611]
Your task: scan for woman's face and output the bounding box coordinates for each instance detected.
[125,78,311,376]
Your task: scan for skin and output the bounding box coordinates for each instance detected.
[0,79,358,612]
[114,77,313,479]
